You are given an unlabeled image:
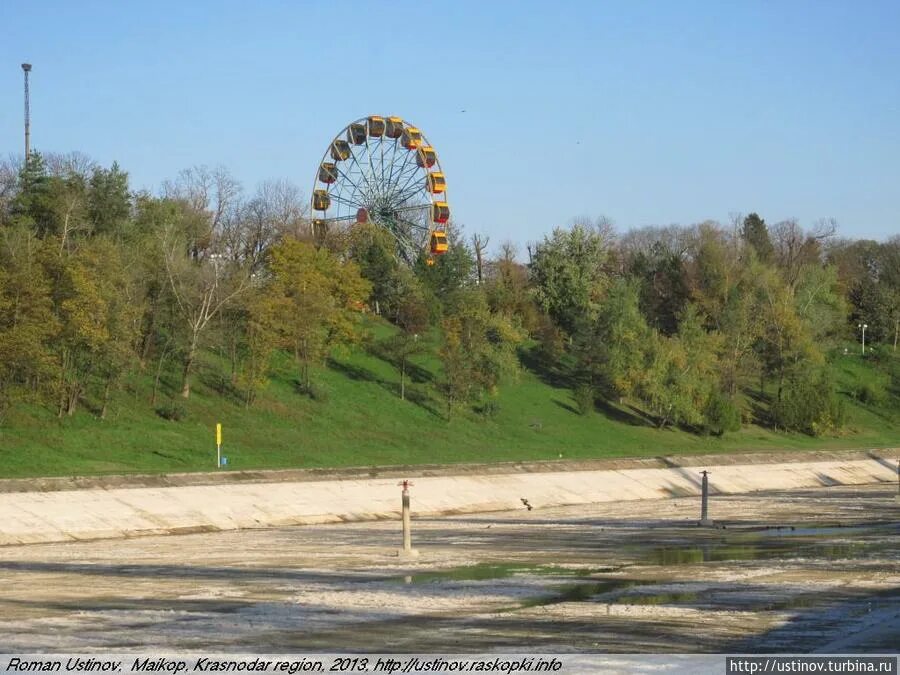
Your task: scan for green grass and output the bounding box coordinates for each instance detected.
[0,322,898,479]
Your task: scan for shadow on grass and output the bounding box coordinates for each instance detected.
[745,388,773,428]
[327,359,443,418]
[197,365,245,407]
[366,343,436,385]
[518,346,573,390]
[552,399,580,415]
[594,398,654,427]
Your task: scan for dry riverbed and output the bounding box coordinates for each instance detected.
[0,484,897,652]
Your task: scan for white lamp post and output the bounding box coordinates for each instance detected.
[857,323,868,355]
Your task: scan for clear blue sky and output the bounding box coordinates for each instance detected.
[2,1,898,247]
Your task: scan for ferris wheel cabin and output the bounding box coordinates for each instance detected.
[318,162,338,184]
[426,172,446,194]
[367,116,386,137]
[430,230,449,256]
[347,123,367,145]
[313,114,452,264]
[402,127,423,150]
[331,140,351,161]
[313,190,331,211]
[385,116,404,138]
[416,147,437,168]
[432,202,450,224]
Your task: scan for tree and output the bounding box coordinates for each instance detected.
[829,238,900,345]
[484,241,539,332]
[793,263,845,346]
[754,266,821,404]
[530,222,611,337]
[233,288,280,407]
[347,222,403,315]
[48,237,136,417]
[0,225,58,418]
[88,163,131,239]
[162,165,242,260]
[9,154,63,239]
[471,233,490,285]
[628,241,689,335]
[636,306,722,429]
[689,222,739,324]
[573,278,649,401]
[220,179,305,272]
[267,238,370,393]
[416,225,475,299]
[0,155,23,216]
[162,216,250,398]
[439,287,523,419]
[439,316,469,418]
[717,259,766,395]
[772,368,844,435]
[92,241,142,419]
[741,213,773,263]
[379,285,430,400]
[771,218,836,289]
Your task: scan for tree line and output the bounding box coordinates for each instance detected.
[0,153,897,435]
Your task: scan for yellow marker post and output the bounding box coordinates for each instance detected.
[216,423,222,469]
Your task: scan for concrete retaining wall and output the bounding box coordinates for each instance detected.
[0,450,897,546]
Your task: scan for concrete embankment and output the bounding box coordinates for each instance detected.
[0,448,896,545]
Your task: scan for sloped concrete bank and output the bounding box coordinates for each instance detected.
[0,449,897,545]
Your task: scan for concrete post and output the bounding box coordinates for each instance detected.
[398,480,419,558]
[896,461,900,502]
[699,470,713,526]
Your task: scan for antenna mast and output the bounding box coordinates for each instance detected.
[22,63,32,158]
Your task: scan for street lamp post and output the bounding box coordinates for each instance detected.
[858,323,868,355]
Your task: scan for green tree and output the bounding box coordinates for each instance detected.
[741,212,773,263]
[47,237,139,417]
[416,226,476,300]
[574,278,649,401]
[637,306,722,429]
[439,288,523,419]
[755,266,821,404]
[233,288,280,407]
[628,241,689,335]
[484,242,539,332]
[0,226,59,418]
[530,223,610,337]
[267,238,371,393]
[717,259,766,395]
[772,368,844,435]
[347,222,403,315]
[88,163,131,239]
[379,286,430,400]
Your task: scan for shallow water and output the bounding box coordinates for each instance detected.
[0,483,897,652]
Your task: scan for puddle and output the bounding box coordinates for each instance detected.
[760,524,893,537]
[614,591,700,605]
[644,541,883,564]
[514,579,651,610]
[398,563,615,584]
[641,524,899,565]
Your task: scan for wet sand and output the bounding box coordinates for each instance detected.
[0,484,897,652]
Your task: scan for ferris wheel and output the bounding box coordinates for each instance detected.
[311,115,449,264]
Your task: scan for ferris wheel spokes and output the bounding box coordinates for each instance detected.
[312,115,451,263]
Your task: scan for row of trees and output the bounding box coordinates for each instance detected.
[1,152,897,435]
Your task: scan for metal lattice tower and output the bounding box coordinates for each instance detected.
[21,63,32,158]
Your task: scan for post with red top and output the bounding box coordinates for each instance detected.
[699,470,713,527]
[398,480,419,558]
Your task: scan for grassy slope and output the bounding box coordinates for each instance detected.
[0,319,898,478]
